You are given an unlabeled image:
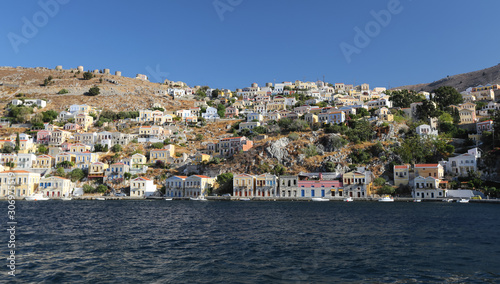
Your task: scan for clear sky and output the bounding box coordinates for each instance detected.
[2,0,500,90]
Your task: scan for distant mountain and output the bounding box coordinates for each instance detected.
[396,64,500,93]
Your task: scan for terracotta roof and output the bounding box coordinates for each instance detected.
[394,165,408,169]
[414,164,439,168]
[193,175,210,178]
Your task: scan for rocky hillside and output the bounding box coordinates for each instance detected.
[396,63,500,92]
[0,66,193,112]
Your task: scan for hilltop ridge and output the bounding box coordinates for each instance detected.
[396,64,500,92]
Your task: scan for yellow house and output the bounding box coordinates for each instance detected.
[232,173,256,197]
[131,153,147,169]
[459,108,476,124]
[55,152,76,165]
[193,153,211,165]
[69,143,92,153]
[342,171,374,197]
[394,165,409,187]
[149,145,175,163]
[220,89,233,98]
[184,175,215,197]
[88,162,109,178]
[414,164,444,179]
[0,170,41,198]
[39,176,74,198]
[75,113,94,131]
[33,154,55,169]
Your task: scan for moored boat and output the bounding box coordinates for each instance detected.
[25,193,49,201]
[165,198,173,201]
[442,199,453,202]
[457,198,469,203]
[312,197,329,202]
[240,198,251,201]
[96,197,106,201]
[413,199,422,203]
[378,196,394,202]
[343,197,354,202]
[190,196,208,201]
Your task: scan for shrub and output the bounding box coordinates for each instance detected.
[57,89,69,94]
[288,132,300,141]
[374,177,386,187]
[87,86,100,96]
[83,72,94,80]
[301,145,319,158]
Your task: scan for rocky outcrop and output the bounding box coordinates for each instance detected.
[266,137,290,164]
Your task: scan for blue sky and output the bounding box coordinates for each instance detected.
[2,0,500,90]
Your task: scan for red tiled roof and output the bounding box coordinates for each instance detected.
[394,165,408,169]
[414,164,439,168]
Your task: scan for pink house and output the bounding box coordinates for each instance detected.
[297,178,343,198]
[63,123,82,131]
[225,107,239,118]
[36,130,52,145]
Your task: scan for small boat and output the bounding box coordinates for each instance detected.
[457,198,469,203]
[96,197,106,201]
[61,197,72,201]
[190,196,208,201]
[25,193,49,201]
[240,198,251,201]
[413,199,422,203]
[165,198,173,201]
[378,196,394,202]
[343,197,354,202]
[442,199,453,203]
[312,197,329,202]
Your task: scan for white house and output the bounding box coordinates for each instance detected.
[202,107,220,120]
[416,124,438,137]
[440,148,481,177]
[130,177,157,197]
[413,176,446,199]
[11,99,46,108]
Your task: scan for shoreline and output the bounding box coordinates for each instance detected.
[2,196,500,204]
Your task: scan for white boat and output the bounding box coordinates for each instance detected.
[343,197,354,202]
[312,197,329,202]
[240,198,251,201]
[165,198,173,201]
[96,197,106,201]
[378,196,394,202]
[25,193,49,201]
[457,198,469,203]
[442,199,453,203]
[61,197,72,201]
[413,199,422,203]
[190,196,208,201]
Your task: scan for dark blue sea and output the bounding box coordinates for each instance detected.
[2,200,500,283]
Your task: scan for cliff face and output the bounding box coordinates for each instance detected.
[397,64,500,92]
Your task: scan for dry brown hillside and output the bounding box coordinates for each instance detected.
[396,63,500,92]
[0,66,194,112]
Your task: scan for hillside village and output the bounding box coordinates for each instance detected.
[1,65,500,200]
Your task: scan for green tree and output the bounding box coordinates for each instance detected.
[386,89,425,108]
[68,168,85,182]
[124,172,132,180]
[83,184,95,193]
[57,89,69,94]
[374,177,386,187]
[87,86,100,96]
[195,134,204,141]
[15,133,20,152]
[432,86,463,109]
[96,184,108,193]
[217,104,226,118]
[55,167,66,177]
[2,145,14,153]
[111,144,122,153]
[151,142,165,149]
[42,110,59,122]
[83,72,94,80]
[216,173,233,195]
[416,100,440,120]
[37,145,48,154]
